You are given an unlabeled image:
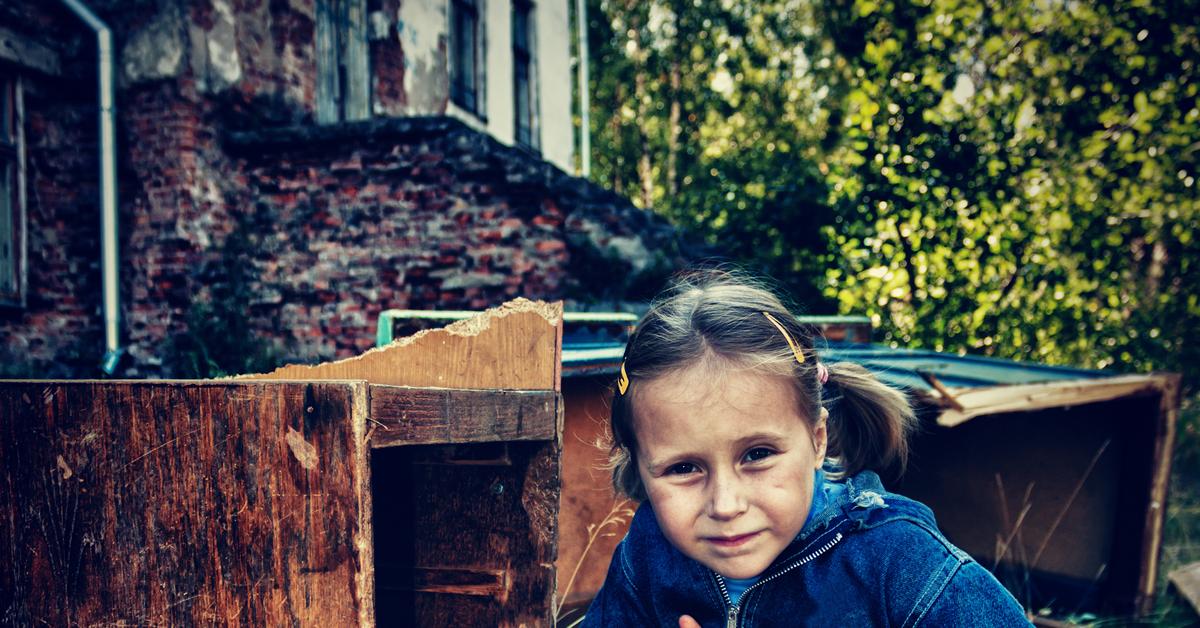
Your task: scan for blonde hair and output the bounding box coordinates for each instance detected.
[609,270,916,502]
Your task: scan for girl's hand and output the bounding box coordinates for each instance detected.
[678,615,701,628]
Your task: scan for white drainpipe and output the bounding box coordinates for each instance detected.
[60,0,122,374]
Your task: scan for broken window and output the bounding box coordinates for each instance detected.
[0,73,22,306]
[316,0,370,124]
[450,0,485,117]
[512,0,538,150]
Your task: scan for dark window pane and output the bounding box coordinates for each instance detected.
[451,0,480,113]
[512,1,535,148]
[515,63,529,146]
[0,81,11,144]
[513,6,528,51]
[0,162,14,295]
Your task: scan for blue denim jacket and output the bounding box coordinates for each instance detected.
[582,471,1032,627]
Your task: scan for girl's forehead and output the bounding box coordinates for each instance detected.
[631,367,818,460]
[640,358,789,397]
[633,361,802,420]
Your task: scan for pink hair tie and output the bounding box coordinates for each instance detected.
[816,362,829,385]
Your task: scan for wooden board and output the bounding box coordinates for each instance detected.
[243,299,563,391]
[935,374,1171,427]
[0,380,373,627]
[242,298,565,625]
[368,386,558,447]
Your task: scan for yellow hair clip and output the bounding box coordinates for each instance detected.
[762,312,806,365]
[618,362,630,395]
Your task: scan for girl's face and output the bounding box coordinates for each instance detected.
[633,363,827,580]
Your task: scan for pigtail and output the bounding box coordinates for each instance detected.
[823,361,916,478]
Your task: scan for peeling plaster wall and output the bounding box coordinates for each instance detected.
[395,0,574,173]
[396,0,449,115]
[122,1,186,84]
[204,0,242,90]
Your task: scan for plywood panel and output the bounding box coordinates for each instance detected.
[243,299,563,391]
[0,380,373,627]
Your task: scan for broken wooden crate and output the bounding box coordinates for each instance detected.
[555,339,1180,618]
[0,299,563,626]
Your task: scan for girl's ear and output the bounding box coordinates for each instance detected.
[812,407,829,464]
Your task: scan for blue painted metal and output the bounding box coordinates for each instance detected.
[818,344,1109,391]
[376,309,1110,388]
[557,340,1110,389]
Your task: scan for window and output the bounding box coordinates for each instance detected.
[316,0,370,123]
[512,0,538,150]
[450,0,485,116]
[0,72,23,306]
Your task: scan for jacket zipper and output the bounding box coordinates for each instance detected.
[714,531,844,628]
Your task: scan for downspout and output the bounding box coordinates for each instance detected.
[60,0,123,374]
[576,0,590,177]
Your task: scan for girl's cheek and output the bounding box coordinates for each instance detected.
[648,480,699,512]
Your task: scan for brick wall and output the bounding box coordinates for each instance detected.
[225,117,692,365]
[0,3,103,376]
[0,0,697,378]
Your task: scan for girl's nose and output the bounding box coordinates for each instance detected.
[707,471,749,520]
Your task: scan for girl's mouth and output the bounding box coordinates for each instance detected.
[707,531,760,548]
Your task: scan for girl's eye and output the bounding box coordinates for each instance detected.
[743,448,775,463]
[667,462,697,476]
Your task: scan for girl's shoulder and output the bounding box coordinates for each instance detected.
[832,471,967,563]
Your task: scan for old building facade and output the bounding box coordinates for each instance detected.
[0,0,691,377]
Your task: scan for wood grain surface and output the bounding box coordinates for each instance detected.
[368,385,558,447]
[242,299,563,391]
[0,380,373,627]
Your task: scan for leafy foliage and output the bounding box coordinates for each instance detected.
[166,221,284,379]
[587,0,1200,382]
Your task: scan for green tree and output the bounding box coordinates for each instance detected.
[587,0,1200,380]
[816,0,1200,376]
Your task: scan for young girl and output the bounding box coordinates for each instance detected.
[582,272,1030,627]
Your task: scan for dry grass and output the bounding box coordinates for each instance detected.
[555,497,637,625]
[1050,393,1200,627]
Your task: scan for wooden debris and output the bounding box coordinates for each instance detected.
[936,374,1175,428]
[1169,561,1200,617]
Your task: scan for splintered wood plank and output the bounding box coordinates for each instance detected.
[1169,561,1200,618]
[242,299,563,392]
[368,386,558,447]
[1138,373,1181,614]
[935,374,1172,427]
[0,380,373,627]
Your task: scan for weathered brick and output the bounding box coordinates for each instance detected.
[0,0,700,378]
